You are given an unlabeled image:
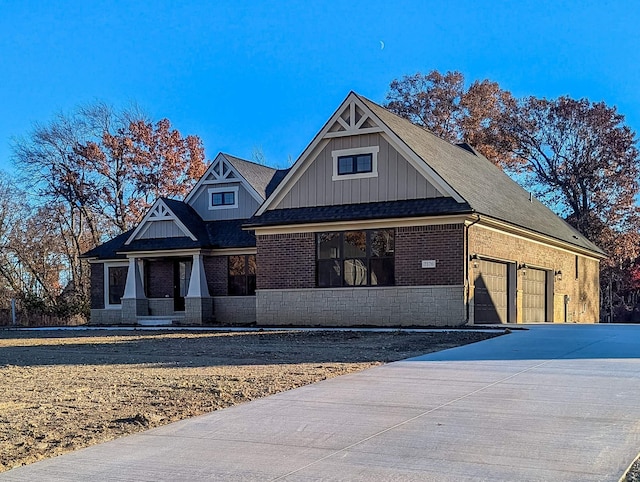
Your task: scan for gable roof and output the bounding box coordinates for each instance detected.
[125,198,198,244]
[250,91,604,256]
[359,95,603,255]
[82,199,256,259]
[183,153,277,205]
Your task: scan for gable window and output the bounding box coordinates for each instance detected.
[228,255,256,296]
[208,186,239,210]
[212,191,235,206]
[331,146,379,181]
[337,154,372,175]
[317,229,394,287]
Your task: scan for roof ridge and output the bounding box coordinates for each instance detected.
[222,152,277,172]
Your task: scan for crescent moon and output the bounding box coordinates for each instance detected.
[380,40,385,50]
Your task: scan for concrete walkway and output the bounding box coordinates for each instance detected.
[3,324,640,481]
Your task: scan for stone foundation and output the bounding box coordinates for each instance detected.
[256,286,465,327]
[213,296,257,324]
[148,299,175,316]
[89,309,123,325]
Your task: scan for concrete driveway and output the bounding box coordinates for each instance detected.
[2,324,640,481]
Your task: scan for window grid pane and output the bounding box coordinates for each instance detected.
[108,266,127,305]
[228,255,256,296]
[356,154,372,173]
[212,191,235,206]
[316,230,394,287]
[223,192,235,205]
[337,156,354,175]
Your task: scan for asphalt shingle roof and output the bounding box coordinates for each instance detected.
[358,94,604,255]
[83,201,256,259]
[245,198,472,227]
[223,154,278,200]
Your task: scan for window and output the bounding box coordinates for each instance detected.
[337,154,372,175]
[208,187,239,210]
[108,266,128,305]
[212,191,235,206]
[228,255,256,296]
[317,229,394,287]
[331,146,379,180]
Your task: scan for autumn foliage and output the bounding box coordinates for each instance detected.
[387,70,640,321]
[386,71,519,169]
[4,103,209,320]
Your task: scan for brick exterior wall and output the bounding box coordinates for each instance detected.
[395,224,464,286]
[90,263,105,310]
[469,225,600,323]
[257,233,315,289]
[204,256,228,296]
[145,260,173,298]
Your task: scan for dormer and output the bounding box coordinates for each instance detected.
[184,153,277,221]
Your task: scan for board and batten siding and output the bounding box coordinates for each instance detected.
[188,182,261,221]
[275,134,445,209]
[138,220,185,239]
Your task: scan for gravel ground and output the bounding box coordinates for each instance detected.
[627,456,640,482]
[0,328,498,472]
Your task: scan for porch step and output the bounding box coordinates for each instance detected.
[137,316,184,327]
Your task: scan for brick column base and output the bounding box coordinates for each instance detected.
[121,298,149,323]
[184,297,213,325]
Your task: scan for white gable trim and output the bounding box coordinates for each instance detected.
[184,153,264,205]
[255,92,463,216]
[125,199,197,245]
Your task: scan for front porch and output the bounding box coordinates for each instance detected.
[121,252,213,325]
[90,249,257,326]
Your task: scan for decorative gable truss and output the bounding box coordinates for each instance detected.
[125,199,197,244]
[184,153,264,206]
[325,99,383,138]
[255,92,464,217]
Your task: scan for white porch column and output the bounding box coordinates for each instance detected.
[187,253,210,298]
[122,257,145,299]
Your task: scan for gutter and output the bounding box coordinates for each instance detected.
[465,214,481,324]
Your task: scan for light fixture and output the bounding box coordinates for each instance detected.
[470,254,479,269]
[518,263,528,276]
[555,270,563,281]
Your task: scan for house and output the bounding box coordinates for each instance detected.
[84,92,605,326]
[84,153,287,325]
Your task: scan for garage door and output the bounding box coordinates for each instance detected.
[474,260,508,324]
[522,268,547,323]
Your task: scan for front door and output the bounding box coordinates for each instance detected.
[173,259,192,311]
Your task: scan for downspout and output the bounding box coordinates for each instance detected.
[465,214,481,324]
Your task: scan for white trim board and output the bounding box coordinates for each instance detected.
[103,261,129,309]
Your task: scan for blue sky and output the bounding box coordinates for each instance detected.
[1,0,639,172]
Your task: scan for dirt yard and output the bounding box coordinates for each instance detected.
[0,328,500,472]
